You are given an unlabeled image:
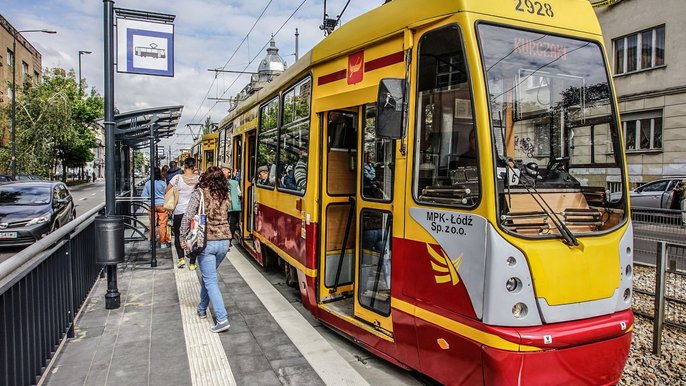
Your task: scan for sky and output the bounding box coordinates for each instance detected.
[1,0,380,159]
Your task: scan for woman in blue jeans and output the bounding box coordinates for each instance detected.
[180,166,232,333]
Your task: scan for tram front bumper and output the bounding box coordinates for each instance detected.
[481,331,632,385]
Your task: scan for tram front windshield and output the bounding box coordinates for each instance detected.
[478,24,626,238]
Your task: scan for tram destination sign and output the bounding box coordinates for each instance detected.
[117,17,174,77]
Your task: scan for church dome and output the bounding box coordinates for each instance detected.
[258,36,287,81]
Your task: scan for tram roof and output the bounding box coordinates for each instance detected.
[112,105,183,150]
[219,0,601,128]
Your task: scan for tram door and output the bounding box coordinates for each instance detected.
[354,104,394,334]
[319,110,358,305]
[232,135,243,239]
[243,131,257,246]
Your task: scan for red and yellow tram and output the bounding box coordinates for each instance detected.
[217,0,634,384]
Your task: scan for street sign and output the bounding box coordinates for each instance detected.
[117,18,174,77]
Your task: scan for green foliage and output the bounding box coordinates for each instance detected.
[133,151,145,172]
[0,67,103,178]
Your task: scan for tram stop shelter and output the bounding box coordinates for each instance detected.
[112,105,183,197]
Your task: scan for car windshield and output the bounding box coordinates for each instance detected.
[0,186,51,205]
[478,24,627,238]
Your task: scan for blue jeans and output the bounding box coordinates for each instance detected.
[197,240,230,322]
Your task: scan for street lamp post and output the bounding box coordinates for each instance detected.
[78,50,92,96]
[11,28,56,177]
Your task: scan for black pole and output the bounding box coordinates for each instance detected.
[103,0,120,309]
[150,116,158,267]
[11,33,17,178]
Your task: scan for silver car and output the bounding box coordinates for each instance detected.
[630,177,686,209]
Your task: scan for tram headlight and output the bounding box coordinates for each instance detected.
[506,277,522,293]
[625,264,632,278]
[512,303,528,318]
[623,288,631,301]
[506,256,517,267]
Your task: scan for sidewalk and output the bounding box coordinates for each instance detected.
[41,242,364,386]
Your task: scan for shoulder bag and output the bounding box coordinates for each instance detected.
[185,189,207,257]
[163,175,180,211]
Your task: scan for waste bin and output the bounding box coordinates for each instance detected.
[95,215,125,265]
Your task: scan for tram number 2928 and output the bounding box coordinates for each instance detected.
[514,0,555,17]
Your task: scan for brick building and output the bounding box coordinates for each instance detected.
[0,14,44,146]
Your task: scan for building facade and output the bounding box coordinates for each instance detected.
[0,14,44,145]
[595,0,686,187]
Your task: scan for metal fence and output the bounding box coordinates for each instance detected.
[632,239,686,355]
[0,203,105,386]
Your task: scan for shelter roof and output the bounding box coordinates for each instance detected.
[113,105,183,150]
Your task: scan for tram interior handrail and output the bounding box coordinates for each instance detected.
[0,202,106,294]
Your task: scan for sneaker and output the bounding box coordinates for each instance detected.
[177,258,186,268]
[188,263,197,271]
[210,319,230,333]
[160,243,170,249]
[197,310,207,319]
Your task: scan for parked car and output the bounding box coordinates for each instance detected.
[15,175,43,181]
[629,177,686,209]
[0,175,15,182]
[0,181,76,247]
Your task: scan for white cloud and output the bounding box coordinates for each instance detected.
[4,0,380,157]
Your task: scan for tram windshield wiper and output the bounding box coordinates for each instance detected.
[503,161,578,246]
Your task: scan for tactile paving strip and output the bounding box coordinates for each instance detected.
[173,251,237,386]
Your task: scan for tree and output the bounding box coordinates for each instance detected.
[202,116,213,134]
[0,68,104,179]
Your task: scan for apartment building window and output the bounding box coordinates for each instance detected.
[623,110,662,152]
[7,49,14,67]
[613,26,665,75]
[33,71,40,84]
[22,62,29,83]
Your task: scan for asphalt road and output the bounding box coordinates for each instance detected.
[0,181,105,263]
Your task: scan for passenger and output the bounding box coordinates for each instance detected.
[329,112,354,149]
[165,160,183,184]
[142,167,169,248]
[220,163,242,240]
[167,157,199,269]
[161,165,169,182]
[294,151,307,191]
[675,180,686,225]
[363,153,380,198]
[451,129,477,168]
[282,164,297,190]
[256,166,270,185]
[180,166,232,333]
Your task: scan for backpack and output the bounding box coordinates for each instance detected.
[185,189,207,257]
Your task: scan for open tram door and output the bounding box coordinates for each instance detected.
[318,106,395,338]
[242,130,257,252]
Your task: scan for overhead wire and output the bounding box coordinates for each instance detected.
[196,0,309,124]
[187,0,275,125]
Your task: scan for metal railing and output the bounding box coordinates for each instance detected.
[632,240,686,355]
[632,206,686,231]
[0,203,105,386]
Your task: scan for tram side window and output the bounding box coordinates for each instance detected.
[257,97,279,188]
[358,210,391,316]
[414,25,478,207]
[362,105,393,201]
[277,77,311,194]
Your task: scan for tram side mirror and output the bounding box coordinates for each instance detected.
[376,78,405,139]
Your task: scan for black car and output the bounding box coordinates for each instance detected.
[0,181,76,246]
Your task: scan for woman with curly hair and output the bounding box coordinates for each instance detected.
[180,166,232,333]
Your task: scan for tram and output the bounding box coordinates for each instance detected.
[217,0,634,384]
[190,133,219,171]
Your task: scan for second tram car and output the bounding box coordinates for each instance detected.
[215,0,633,384]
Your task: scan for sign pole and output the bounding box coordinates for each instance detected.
[103,0,121,309]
